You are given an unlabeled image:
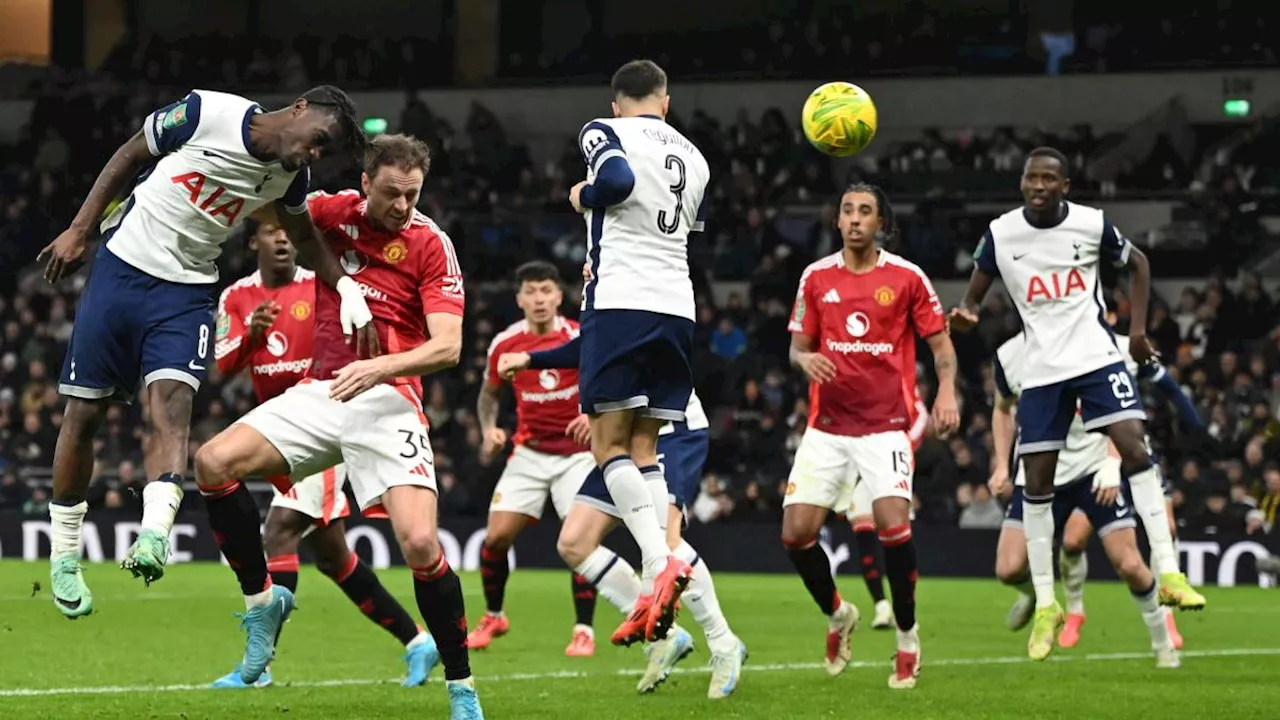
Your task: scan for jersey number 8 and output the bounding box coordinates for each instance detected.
[656,154,686,234]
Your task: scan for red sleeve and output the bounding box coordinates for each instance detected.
[787,269,820,339]
[484,335,505,388]
[909,268,946,338]
[214,286,255,375]
[418,228,465,316]
[305,189,359,232]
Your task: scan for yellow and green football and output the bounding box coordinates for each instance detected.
[801,81,878,157]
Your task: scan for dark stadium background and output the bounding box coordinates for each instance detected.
[0,0,1277,584]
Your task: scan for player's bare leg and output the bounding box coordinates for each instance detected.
[1057,512,1091,648]
[1098,527,1178,668]
[592,411,689,645]
[195,423,296,684]
[123,379,194,584]
[782,503,858,676]
[1022,451,1066,661]
[850,513,893,629]
[663,506,747,699]
[1105,419,1203,610]
[557,504,642,616]
[381,485,481,714]
[467,511,530,650]
[995,523,1033,630]
[872,495,921,689]
[48,397,110,618]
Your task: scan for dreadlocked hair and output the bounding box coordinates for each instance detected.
[299,85,367,157]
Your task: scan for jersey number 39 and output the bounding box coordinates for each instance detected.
[656,154,686,234]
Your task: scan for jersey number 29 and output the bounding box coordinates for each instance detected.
[656,154,686,234]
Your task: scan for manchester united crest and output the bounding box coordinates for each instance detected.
[383,239,408,264]
[291,300,312,320]
[874,286,895,306]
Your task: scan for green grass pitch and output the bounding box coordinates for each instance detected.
[0,561,1275,719]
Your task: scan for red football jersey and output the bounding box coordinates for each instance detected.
[215,268,317,403]
[305,190,465,399]
[485,317,585,456]
[788,250,945,438]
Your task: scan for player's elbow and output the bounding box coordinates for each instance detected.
[440,338,463,368]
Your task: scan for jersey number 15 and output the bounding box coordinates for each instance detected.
[656,155,686,235]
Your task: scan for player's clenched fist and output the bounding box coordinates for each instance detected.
[480,427,509,464]
[797,352,838,384]
[569,181,587,214]
[497,352,532,380]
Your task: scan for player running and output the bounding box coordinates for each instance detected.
[500,342,746,699]
[207,217,438,688]
[468,260,607,657]
[193,134,484,718]
[950,146,1204,662]
[842,384,929,631]
[40,85,371,618]
[1047,299,1202,650]
[569,59,710,644]
[989,332,1180,668]
[783,183,960,690]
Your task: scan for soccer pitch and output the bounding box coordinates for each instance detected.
[0,562,1274,719]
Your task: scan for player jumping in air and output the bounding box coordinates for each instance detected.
[193,135,484,718]
[783,184,960,689]
[208,216,438,688]
[501,337,747,699]
[989,331,1180,668]
[468,260,608,657]
[1028,298,1201,651]
[569,59,710,645]
[40,86,371,618]
[950,146,1205,662]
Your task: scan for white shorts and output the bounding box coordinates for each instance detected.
[238,380,435,511]
[269,464,351,529]
[841,480,876,520]
[491,446,595,520]
[784,427,914,511]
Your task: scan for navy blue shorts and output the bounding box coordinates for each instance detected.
[58,245,215,403]
[1003,475,1137,536]
[576,425,709,519]
[1016,362,1147,454]
[578,309,694,422]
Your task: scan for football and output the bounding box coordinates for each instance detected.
[801,81,878,157]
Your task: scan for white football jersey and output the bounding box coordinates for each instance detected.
[995,333,1107,487]
[103,89,309,284]
[659,389,709,436]
[578,116,709,321]
[975,201,1130,389]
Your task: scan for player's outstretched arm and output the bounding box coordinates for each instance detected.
[1139,364,1204,430]
[526,336,581,371]
[272,199,377,354]
[924,332,960,437]
[39,131,153,282]
[950,229,999,332]
[1121,245,1157,363]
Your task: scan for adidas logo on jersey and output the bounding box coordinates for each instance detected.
[340,224,359,240]
[822,289,841,303]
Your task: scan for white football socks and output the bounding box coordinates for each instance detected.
[1023,494,1057,609]
[1060,548,1088,614]
[49,501,87,558]
[575,547,641,615]
[601,458,670,586]
[1133,581,1172,648]
[245,587,273,609]
[674,540,737,655]
[141,480,184,536]
[1129,466,1178,576]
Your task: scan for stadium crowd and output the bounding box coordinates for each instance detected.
[1,63,1278,540]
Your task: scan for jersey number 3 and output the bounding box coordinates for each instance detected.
[656,154,686,234]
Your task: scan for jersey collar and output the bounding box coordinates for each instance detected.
[241,105,273,162]
[638,114,663,120]
[1021,201,1069,229]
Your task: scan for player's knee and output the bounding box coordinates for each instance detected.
[1111,550,1148,583]
[483,532,515,553]
[263,522,301,558]
[194,443,237,487]
[995,556,1027,585]
[396,526,441,568]
[61,398,108,440]
[556,533,591,568]
[1061,536,1088,556]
